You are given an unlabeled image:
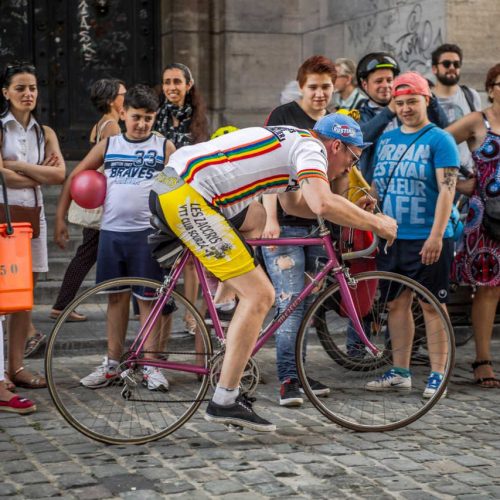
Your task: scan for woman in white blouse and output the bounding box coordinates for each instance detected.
[0,61,65,403]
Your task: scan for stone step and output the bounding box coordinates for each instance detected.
[40,257,96,282]
[46,235,85,258]
[34,279,96,305]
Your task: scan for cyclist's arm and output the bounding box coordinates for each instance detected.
[279,177,397,242]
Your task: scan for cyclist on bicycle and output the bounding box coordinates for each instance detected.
[150,112,397,431]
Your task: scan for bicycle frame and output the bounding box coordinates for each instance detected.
[127,218,381,375]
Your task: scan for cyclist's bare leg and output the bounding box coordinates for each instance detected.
[213,201,267,305]
[217,265,275,389]
[421,301,449,373]
[107,292,131,362]
[387,288,415,368]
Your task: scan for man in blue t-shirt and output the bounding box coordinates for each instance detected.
[368,71,459,399]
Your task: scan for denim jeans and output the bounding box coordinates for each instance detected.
[261,226,325,382]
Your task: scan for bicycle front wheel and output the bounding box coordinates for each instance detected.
[296,271,455,432]
[45,277,212,445]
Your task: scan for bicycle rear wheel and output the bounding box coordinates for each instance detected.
[45,277,212,445]
[296,271,455,432]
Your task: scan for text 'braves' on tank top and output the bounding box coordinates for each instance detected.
[167,126,329,219]
[102,133,166,232]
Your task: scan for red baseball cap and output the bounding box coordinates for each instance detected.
[392,71,431,97]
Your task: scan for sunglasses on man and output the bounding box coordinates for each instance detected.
[342,142,361,168]
[438,60,461,69]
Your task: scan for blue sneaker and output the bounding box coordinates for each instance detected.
[423,372,447,399]
[365,368,411,391]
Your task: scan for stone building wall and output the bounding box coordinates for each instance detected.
[159,0,496,132]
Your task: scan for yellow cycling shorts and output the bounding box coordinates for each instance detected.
[155,172,256,282]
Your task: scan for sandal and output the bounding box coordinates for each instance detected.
[24,331,46,358]
[3,372,15,392]
[472,360,500,388]
[49,309,87,322]
[11,366,47,389]
[0,395,36,414]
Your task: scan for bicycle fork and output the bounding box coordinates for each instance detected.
[333,266,382,358]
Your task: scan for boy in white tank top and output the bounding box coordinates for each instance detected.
[55,85,176,391]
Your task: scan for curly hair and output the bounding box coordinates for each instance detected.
[431,44,463,66]
[161,63,209,143]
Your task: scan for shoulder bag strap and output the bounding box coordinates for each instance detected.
[460,85,476,113]
[96,119,115,143]
[379,125,436,208]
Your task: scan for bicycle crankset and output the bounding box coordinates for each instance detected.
[209,350,260,396]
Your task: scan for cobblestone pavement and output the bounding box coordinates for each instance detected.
[1,335,500,500]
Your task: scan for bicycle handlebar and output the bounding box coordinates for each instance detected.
[315,215,379,261]
[341,233,379,261]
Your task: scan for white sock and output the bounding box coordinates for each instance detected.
[107,357,119,368]
[212,385,239,406]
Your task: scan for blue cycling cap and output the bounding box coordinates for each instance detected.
[313,113,371,149]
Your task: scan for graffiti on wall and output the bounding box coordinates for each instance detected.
[346,2,444,75]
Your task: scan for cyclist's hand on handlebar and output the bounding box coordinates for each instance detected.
[374,213,397,246]
[355,194,376,213]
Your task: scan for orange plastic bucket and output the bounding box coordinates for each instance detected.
[0,223,33,314]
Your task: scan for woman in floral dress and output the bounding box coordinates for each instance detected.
[448,63,500,388]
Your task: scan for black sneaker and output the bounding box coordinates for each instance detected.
[299,377,330,397]
[279,379,303,407]
[205,394,276,432]
[204,304,236,327]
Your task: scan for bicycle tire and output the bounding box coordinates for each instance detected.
[45,277,212,445]
[296,271,455,432]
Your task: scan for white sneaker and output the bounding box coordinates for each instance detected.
[422,372,447,399]
[365,368,412,391]
[142,365,169,392]
[80,357,119,388]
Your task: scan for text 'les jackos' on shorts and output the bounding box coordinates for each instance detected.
[153,169,256,282]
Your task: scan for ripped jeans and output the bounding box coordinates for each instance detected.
[261,226,325,382]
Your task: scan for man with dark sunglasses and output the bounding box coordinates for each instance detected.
[431,43,481,176]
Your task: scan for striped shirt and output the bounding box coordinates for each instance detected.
[167,126,328,219]
[102,133,166,231]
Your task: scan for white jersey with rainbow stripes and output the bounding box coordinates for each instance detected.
[167,126,329,219]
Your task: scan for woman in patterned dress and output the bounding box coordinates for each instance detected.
[448,63,500,388]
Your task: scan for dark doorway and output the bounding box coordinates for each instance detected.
[0,0,160,159]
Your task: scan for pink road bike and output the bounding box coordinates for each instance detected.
[45,216,454,444]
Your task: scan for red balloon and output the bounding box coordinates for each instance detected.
[70,170,107,209]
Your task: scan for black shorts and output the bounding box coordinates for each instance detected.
[376,238,454,303]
